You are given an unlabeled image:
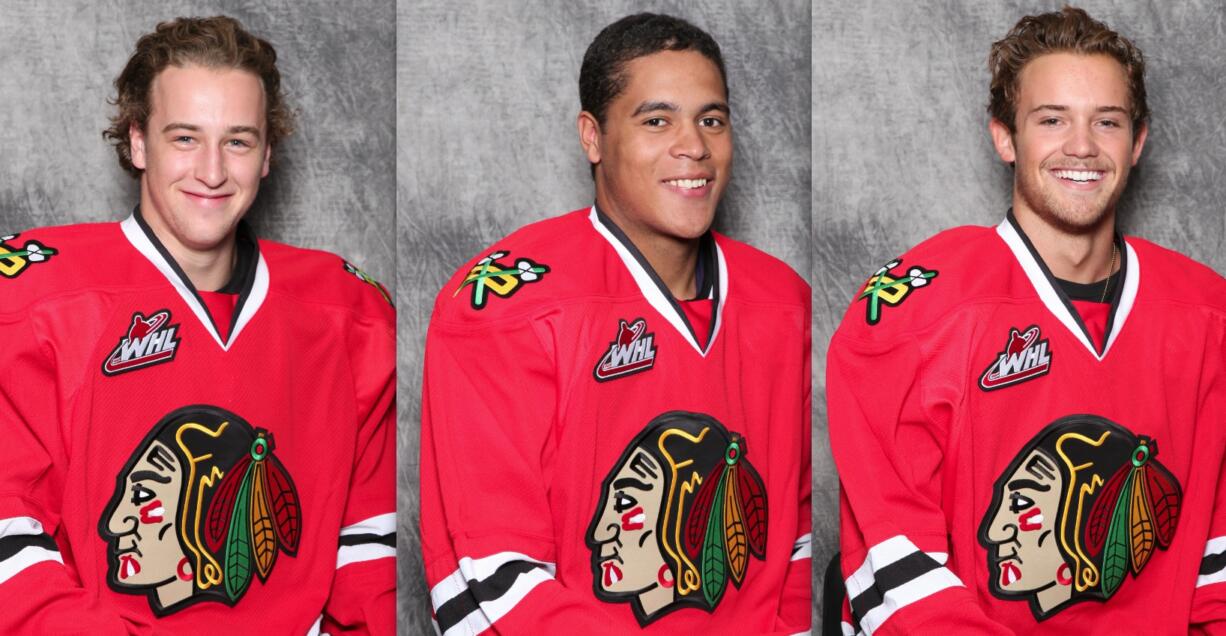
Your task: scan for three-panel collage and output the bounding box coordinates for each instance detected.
[2,1,1225,634]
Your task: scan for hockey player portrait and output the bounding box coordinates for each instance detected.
[421,12,811,635]
[829,6,1226,635]
[0,16,395,634]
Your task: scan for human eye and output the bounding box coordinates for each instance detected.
[1008,491,1034,513]
[613,490,638,513]
[172,135,195,145]
[129,483,155,506]
[1097,118,1123,129]
[700,116,726,128]
[643,117,668,128]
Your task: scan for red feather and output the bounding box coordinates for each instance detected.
[1084,464,1129,556]
[684,463,725,558]
[736,463,768,558]
[205,455,251,554]
[264,454,302,554]
[1143,464,1181,548]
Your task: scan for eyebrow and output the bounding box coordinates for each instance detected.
[161,122,263,137]
[1007,478,1051,492]
[613,477,653,491]
[630,101,730,117]
[131,470,172,484]
[1027,104,1129,116]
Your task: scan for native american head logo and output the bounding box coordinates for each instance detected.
[978,414,1182,620]
[585,412,767,626]
[99,406,302,616]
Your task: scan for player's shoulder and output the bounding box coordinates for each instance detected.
[0,221,129,313]
[834,224,1003,339]
[259,239,394,326]
[714,232,809,309]
[431,209,598,324]
[1127,235,1226,314]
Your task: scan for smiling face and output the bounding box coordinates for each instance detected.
[129,64,271,257]
[102,440,187,591]
[587,447,668,596]
[990,52,1147,234]
[579,49,732,246]
[983,448,1067,596]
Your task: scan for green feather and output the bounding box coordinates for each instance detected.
[1101,472,1134,597]
[224,463,255,601]
[701,475,729,607]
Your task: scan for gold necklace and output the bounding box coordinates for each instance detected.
[1100,242,1118,303]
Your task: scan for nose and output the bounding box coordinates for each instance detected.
[985,504,1017,545]
[105,505,138,538]
[1061,120,1100,159]
[590,501,620,543]
[195,144,228,189]
[671,120,710,162]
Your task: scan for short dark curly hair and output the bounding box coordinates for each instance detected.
[579,13,727,126]
[102,16,296,178]
[989,6,1148,134]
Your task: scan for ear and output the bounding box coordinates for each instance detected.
[129,123,147,170]
[989,118,1016,164]
[1130,121,1148,166]
[261,142,272,178]
[577,111,602,166]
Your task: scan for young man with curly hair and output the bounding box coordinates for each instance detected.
[829,7,1226,634]
[0,16,394,634]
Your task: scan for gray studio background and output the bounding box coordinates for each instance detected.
[0,2,395,288]
[398,1,811,631]
[814,0,1226,620]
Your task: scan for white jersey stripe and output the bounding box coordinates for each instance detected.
[0,546,62,584]
[859,565,962,634]
[1198,536,1226,588]
[792,532,812,561]
[431,552,556,635]
[340,513,396,536]
[337,543,395,569]
[0,516,46,537]
[1204,536,1226,557]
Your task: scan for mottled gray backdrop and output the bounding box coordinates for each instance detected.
[813,0,1226,620]
[0,1,395,287]
[398,1,811,631]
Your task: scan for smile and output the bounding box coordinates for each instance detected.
[1000,561,1022,586]
[663,178,708,189]
[602,561,623,587]
[1051,169,1103,183]
[119,554,142,580]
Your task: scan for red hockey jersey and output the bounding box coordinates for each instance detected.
[420,208,811,635]
[0,211,395,634]
[829,213,1226,635]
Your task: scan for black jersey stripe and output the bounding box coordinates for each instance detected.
[434,560,539,634]
[0,533,58,562]
[848,550,943,623]
[338,532,396,548]
[1201,549,1226,576]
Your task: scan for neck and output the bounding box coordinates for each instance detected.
[139,209,237,293]
[1012,205,1117,284]
[597,197,701,300]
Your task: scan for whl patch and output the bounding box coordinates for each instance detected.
[103,310,182,376]
[979,325,1052,391]
[594,318,657,382]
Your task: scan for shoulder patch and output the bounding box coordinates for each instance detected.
[858,258,938,325]
[453,250,550,310]
[0,233,58,278]
[342,259,392,305]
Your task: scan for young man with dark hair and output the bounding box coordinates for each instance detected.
[421,12,811,634]
[829,7,1226,633]
[0,16,395,633]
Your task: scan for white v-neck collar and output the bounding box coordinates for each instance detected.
[996,218,1138,361]
[587,207,727,357]
[120,214,269,351]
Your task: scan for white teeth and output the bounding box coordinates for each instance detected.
[1031,513,1043,524]
[629,512,645,525]
[609,568,621,584]
[1053,169,1103,183]
[1005,567,1017,585]
[150,506,165,517]
[666,178,708,189]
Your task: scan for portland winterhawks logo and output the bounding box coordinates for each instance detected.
[858,258,937,325]
[978,415,1181,620]
[453,250,549,310]
[342,259,392,305]
[594,318,657,382]
[102,310,181,376]
[99,406,302,616]
[979,325,1052,391]
[586,412,767,626]
[0,233,57,278]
